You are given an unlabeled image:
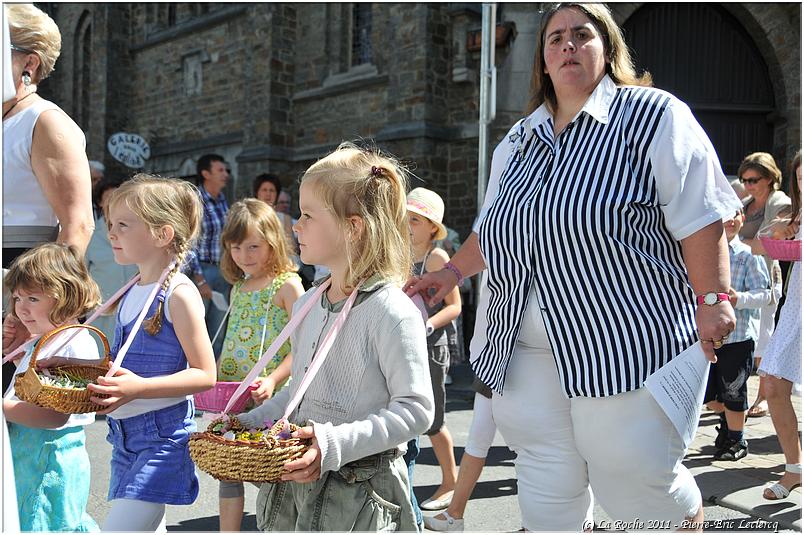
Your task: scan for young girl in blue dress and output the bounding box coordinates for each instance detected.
[86,174,217,531]
[3,242,103,532]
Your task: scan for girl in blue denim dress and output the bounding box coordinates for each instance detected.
[85,175,217,531]
[3,243,103,532]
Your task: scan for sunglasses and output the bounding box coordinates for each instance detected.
[10,44,34,55]
[738,176,766,185]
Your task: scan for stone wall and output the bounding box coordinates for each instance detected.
[42,2,801,239]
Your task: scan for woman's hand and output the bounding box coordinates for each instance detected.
[404,269,458,307]
[281,425,321,483]
[769,219,800,240]
[2,315,29,357]
[695,302,736,363]
[251,377,275,406]
[87,367,147,414]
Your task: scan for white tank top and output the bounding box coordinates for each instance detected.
[2,99,85,247]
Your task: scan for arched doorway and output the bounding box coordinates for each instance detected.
[623,4,775,175]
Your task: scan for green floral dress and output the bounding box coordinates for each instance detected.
[217,272,300,385]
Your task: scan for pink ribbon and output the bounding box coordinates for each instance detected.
[2,273,142,365]
[105,263,174,377]
[219,279,361,432]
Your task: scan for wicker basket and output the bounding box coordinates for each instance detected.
[193,381,256,413]
[760,237,801,262]
[189,417,310,483]
[14,324,111,414]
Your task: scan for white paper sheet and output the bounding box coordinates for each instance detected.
[211,291,228,312]
[644,342,710,449]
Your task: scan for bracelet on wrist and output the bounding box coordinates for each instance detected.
[442,261,464,286]
[196,279,208,288]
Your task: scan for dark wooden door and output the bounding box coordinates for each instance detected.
[623,3,775,175]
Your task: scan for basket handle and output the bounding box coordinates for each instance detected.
[2,272,141,365]
[29,323,110,370]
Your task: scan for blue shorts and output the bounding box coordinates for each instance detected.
[106,401,199,505]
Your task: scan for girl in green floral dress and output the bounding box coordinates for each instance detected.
[215,199,305,531]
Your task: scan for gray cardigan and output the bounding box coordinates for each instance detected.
[238,277,434,474]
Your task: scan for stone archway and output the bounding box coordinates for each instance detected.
[617,2,799,172]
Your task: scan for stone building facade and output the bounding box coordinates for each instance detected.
[38,2,800,240]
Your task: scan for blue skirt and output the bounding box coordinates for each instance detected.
[8,422,99,532]
[106,400,199,504]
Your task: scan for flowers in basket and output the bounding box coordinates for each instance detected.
[207,414,297,444]
[38,369,96,390]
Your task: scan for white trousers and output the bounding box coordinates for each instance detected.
[492,343,701,531]
[103,499,167,532]
[464,392,497,458]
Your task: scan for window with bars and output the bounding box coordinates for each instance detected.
[351,4,373,66]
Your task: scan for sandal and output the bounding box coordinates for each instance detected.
[747,399,769,418]
[763,464,802,500]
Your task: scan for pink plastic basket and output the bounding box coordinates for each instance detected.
[760,237,801,262]
[194,382,257,413]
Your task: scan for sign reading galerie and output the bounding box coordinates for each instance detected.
[107,133,151,168]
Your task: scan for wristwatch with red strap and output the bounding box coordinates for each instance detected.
[696,292,730,306]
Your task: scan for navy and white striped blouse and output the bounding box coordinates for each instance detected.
[473,75,741,398]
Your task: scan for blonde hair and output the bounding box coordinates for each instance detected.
[301,142,412,293]
[6,4,62,83]
[4,243,101,326]
[738,152,783,191]
[220,199,297,284]
[106,174,202,335]
[529,3,653,114]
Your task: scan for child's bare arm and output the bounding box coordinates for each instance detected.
[3,398,70,428]
[88,283,217,412]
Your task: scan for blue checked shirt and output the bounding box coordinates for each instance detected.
[727,237,770,344]
[195,186,228,265]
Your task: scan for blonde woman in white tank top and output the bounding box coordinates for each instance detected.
[3,4,94,265]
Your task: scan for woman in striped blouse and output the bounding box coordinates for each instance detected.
[407,3,742,531]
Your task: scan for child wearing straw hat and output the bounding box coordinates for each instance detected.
[406,188,463,515]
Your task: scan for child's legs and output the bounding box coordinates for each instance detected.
[717,340,754,432]
[102,499,166,532]
[426,345,457,493]
[445,393,496,518]
[219,480,246,531]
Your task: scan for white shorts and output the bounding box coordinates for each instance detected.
[492,344,701,531]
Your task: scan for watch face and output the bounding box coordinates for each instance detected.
[704,293,717,305]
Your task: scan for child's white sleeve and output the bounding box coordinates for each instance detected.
[313,311,433,474]
[736,288,771,309]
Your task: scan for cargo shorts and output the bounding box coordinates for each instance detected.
[255,449,418,532]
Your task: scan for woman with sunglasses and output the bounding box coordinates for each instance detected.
[736,153,792,419]
[3,4,94,391]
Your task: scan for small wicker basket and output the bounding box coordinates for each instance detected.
[189,417,310,483]
[14,324,111,414]
[193,381,257,413]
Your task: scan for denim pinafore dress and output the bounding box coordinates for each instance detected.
[105,285,199,505]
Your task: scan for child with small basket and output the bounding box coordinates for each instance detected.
[214,199,305,531]
[233,143,435,531]
[2,242,102,532]
[85,175,217,531]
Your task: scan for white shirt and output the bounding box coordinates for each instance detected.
[471,74,742,397]
[2,100,85,247]
[5,329,97,430]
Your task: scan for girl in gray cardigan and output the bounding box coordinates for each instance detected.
[237,143,434,532]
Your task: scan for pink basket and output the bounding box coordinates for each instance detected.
[194,382,257,413]
[760,237,801,262]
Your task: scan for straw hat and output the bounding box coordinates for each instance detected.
[407,188,447,241]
